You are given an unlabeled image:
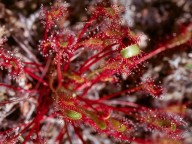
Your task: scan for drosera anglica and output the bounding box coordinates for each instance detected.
[0,1,191,144]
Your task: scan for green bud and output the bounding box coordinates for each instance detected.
[105,8,115,16]
[60,41,68,47]
[66,110,82,120]
[96,120,107,130]
[86,110,107,130]
[120,44,140,58]
[171,122,176,131]
[110,119,126,132]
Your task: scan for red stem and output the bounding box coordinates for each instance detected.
[57,54,62,89]
[72,124,86,144]
[56,127,66,143]
[134,30,191,66]
[97,85,142,101]
[80,48,118,74]
[77,13,99,42]
[24,68,48,86]
[65,122,72,144]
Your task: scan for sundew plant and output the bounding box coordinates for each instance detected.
[0,1,191,144]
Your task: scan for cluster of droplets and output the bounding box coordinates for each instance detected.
[38,36,57,57]
[40,1,68,30]
[142,79,164,98]
[0,48,24,79]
